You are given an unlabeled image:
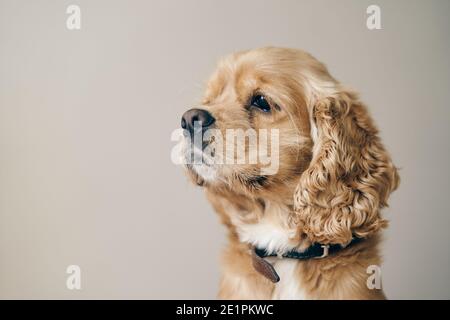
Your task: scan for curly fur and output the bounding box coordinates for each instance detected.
[294,90,400,245]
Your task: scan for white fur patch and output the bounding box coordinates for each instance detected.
[270,259,307,300]
[234,201,297,255]
[237,218,297,255]
[192,163,217,181]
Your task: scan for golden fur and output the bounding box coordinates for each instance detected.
[183,47,399,299]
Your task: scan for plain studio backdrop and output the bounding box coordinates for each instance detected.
[1,0,449,299]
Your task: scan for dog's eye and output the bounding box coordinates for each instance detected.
[250,94,271,113]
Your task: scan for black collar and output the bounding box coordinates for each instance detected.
[254,237,363,260]
[251,237,364,283]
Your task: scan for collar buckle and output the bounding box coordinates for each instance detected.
[316,244,330,258]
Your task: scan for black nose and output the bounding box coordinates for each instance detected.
[181,108,215,134]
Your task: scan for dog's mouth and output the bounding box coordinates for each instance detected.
[182,137,219,183]
[183,141,216,165]
[182,140,274,190]
[179,127,280,187]
[185,164,207,186]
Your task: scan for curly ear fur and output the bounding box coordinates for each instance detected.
[294,90,400,245]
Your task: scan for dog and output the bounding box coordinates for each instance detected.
[179,47,399,299]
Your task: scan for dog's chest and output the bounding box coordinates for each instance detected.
[233,211,308,299]
[269,258,307,300]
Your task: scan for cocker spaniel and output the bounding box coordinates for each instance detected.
[179,47,399,299]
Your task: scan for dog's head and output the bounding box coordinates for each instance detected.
[180,47,399,244]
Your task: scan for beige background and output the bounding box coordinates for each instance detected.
[1,0,449,299]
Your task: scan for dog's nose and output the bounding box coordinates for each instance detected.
[181,108,215,133]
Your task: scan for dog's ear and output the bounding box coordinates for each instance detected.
[294,90,399,245]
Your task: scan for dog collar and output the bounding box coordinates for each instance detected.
[251,237,363,283]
